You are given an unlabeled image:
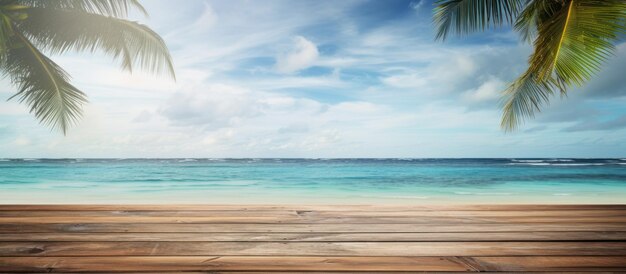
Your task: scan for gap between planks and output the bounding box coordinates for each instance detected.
[1,241,626,256]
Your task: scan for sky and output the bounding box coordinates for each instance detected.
[1,0,626,158]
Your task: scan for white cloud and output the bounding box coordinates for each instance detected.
[275,36,319,73]
[1,1,624,158]
[409,0,425,11]
[462,77,506,105]
[160,84,265,128]
[13,137,31,146]
[132,109,153,123]
[190,3,218,29]
[249,75,346,90]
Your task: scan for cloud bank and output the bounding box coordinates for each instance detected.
[0,0,625,158]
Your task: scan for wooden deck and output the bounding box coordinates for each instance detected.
[1,204,625,272]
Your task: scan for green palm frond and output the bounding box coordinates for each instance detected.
[17,8,175,78]
[529,0,626,86]
[0,0,174,134]
[513,0,562,43]
[500,72,562,131]
[3,33,86,134]
[0,12,13,56]
[501,0,626,131]
[433,0,528,41]
[434,0,626,131]
[15,0,146,17]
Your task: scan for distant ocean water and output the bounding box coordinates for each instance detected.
[1,158,625,204]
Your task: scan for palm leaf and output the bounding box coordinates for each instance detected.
[514,0,562,43]
[15,0,147,18]
[17,7,175,78]
[0,11,14,57]
[3,33,87,134]
[529,0,626,86]
[502,0,626,131]
[433,0,528,41]
[500,72,562,131]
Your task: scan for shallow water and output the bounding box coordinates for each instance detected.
[1,158,625,204]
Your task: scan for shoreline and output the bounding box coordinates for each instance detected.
[2,197,625,205]
[3,189,625,204]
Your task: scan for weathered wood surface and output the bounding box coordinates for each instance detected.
[0,205,625,272]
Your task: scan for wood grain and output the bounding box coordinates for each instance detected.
[3,241,626,256]
[2,231,625,242]
[0,204,624,272]
[4,215,626,224]
[1,256,625,272]
[2,209,625,217]
[2,222,624,233]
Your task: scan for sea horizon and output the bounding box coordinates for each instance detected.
[3,158,625,204]
[3,157,626,161]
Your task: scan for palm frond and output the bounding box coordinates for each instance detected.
[500,72,560,131]
[0,12,14,57]
[15,0,147,18]
[3,33,87,134]
[433,0,528,41]
[529,0,626,86]
[514,0,562,43]
[503,0,625,131]
[17,7,175,79]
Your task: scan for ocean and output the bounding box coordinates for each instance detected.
[1,158,625,204]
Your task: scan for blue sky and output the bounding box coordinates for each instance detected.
[1,0,626,158]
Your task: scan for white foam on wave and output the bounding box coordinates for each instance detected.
[553,193,572,196]
[0,159,10,162]
[549,159,574,162]
[511,159,545,163]
[507,163,551,166]
[549,163,606,166]
[509,162,608,166]
[178,158,197,162]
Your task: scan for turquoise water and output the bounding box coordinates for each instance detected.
[1,158,625,204]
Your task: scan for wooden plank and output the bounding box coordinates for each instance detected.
[473,256,626,271]
[1,241,625,256]
[2,204,626,211]
[0,256,469,272]
[2,222,625,233]
[0,205,624,272]
[2,231,626,242]
[2,209,625,217]
[0,210,297,218]
[3,215,626,224]
[1,256,625,272]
